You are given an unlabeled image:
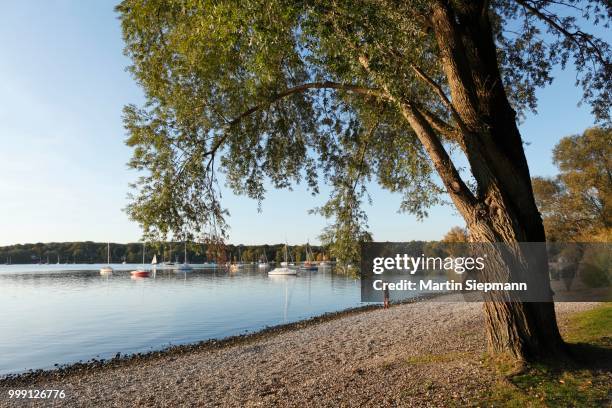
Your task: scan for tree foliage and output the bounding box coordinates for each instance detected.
[117,0,610,264]
[533,127,611,241]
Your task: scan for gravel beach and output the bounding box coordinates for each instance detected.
[0,302,600,407]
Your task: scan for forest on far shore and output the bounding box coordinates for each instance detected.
[0,241,329,265]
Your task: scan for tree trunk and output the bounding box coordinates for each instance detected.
[428,0,566,361]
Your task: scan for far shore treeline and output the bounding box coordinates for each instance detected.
[0,242,334,265]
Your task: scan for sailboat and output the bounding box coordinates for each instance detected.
[131,243,149,277]
[151,254,158,265]
[175,242,192,271]
[300,241,318,271]
[269,244,297,275]
[100,243,114,274]
[258,251,269,268]
[162,243,175,267]
[229,247,245,272]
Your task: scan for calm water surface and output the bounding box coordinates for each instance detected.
[0,264,361,375]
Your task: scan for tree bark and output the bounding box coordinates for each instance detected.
[428,0,566,361]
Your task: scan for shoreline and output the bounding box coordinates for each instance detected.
[0,303,382,386]
[0,292,452,385]
[0,301,603,407]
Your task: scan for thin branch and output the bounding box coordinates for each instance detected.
[410,64,469,134]
[515,0,609,68]
[350,121,378,195]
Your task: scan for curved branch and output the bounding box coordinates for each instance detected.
[199,81,387,175]
[228,82,385,126]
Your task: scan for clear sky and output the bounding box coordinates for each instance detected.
[0,1,604,246]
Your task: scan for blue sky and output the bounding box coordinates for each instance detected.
[0,1,604,246]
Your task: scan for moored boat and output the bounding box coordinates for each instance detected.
[269,243,297,275]
[131,242,149,277]
[174,242,192,272]
[258,251,269,268]
[300,241,318,271]
[268,266,297,275]
[100,242,114,274]
[130,268,150,277]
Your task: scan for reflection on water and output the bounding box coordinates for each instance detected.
[0,264,360,375]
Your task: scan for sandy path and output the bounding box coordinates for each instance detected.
[0,302,598,407]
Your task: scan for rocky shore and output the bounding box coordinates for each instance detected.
[0,302,599,407]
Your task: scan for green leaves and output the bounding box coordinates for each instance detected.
[533,127,611,241]
[117,0,610,261]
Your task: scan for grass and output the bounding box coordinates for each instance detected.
[564,303,612,346]
[481,303,611,407]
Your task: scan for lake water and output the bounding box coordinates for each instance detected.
[0,264,362,375]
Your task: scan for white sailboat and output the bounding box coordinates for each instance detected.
[258,251,269,268]
[100,243,114,274]
[269,244,296,275]
[162,244,175,267]
[175,242,192,271]
[151,254,158,265]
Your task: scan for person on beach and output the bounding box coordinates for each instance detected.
[383,286,390,309]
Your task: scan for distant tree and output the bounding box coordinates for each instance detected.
[442,226,469,243]
[533,127,611,242]
[439,226,469,257]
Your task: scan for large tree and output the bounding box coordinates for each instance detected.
[117,0,611,361]
[533,127,611,241]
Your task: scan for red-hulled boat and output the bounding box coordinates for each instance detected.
[130,268,150,278]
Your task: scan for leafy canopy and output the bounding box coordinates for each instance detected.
[117,0,610,261]
[533,127,611,242]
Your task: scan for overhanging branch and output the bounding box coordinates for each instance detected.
[228,82,385,126]
[200,81,387,178]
